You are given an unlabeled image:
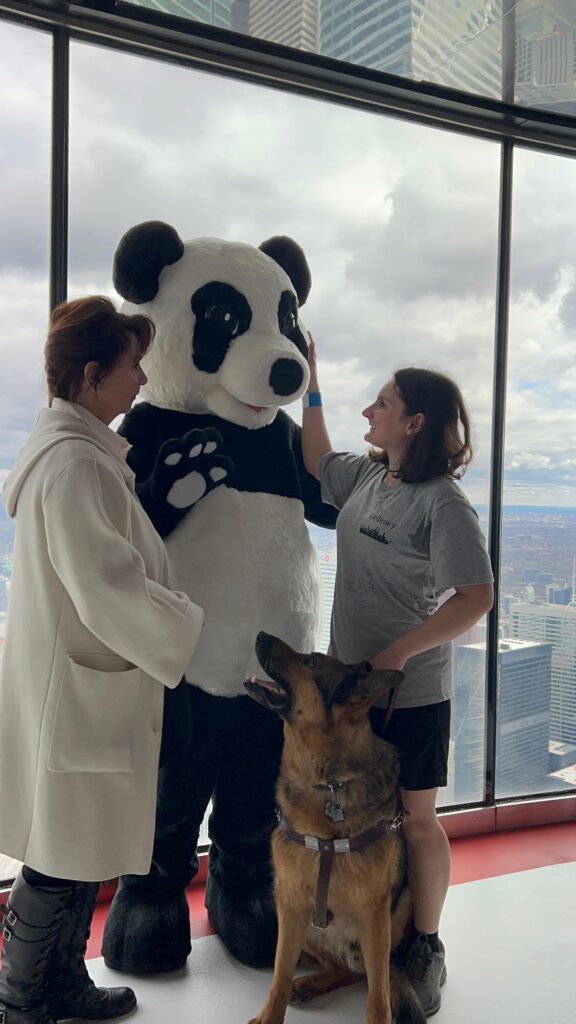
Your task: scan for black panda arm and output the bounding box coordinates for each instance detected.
[118,404,191,539]
[290,421,338,529]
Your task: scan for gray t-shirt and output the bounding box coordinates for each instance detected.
[320,452,493,708]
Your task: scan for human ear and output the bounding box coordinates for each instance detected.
[407,412,425,435]
[83,361,101,391]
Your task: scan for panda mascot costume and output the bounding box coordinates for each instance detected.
[101,221,337,974]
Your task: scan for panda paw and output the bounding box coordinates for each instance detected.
[152,428,234,510]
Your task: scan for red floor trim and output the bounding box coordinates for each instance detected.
[449,821,576,884]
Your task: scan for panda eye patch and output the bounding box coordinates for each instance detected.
[191,281,252,374]
[205,305,239,335]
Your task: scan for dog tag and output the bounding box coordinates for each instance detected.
[325,799,344,822]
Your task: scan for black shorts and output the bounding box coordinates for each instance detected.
[369,700,451,791]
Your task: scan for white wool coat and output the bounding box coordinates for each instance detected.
[0,400,204,881]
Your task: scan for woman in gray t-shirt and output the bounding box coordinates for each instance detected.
[301,340,493,1017]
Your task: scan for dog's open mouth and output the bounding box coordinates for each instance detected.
[244,675,287,709]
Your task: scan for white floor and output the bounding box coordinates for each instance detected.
[89,862,576,1024]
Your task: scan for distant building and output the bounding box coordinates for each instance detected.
[514,4,576,113]
[320,1,502,91]
[512,602,576,746]
[501,593,520,616]
[549,739,576,773]
[0,576,7,615]
[451,637,552,803]
[317,550,337,653]
[249,0,319,51]
[546,584,573,606]
[320,0,412,76]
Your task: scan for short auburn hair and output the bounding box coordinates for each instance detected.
[45,295,154,404]
[370,367,473,482]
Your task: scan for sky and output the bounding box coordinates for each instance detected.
[2,18,576,510]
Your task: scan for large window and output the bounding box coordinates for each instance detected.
[0,19,50,649]
[0,18,51,881]
[69,38,499,808]
[497,147,576,800]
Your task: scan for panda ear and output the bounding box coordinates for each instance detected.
[258,236,311,307]
[113,221,184,304]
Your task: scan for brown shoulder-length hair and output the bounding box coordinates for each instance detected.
[370,367,473,482]
[45,295,155,404]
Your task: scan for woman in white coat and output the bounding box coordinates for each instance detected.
[0,296,205,1024]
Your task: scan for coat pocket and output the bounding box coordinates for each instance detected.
[47,655,141,773]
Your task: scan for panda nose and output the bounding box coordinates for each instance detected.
[269,358,304,397]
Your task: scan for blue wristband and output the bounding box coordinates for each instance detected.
[303,391,322,408]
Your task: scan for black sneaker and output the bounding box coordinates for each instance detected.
[405,935,447,1016]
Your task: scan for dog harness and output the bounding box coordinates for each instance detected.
[277,812,404,929]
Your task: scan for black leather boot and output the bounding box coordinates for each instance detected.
[0,871,73,1024]
[45,883,136,1021]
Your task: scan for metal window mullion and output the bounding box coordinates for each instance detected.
[484,139,514,806]
[50,25,69,312]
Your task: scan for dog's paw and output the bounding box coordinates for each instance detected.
[290,979,316,1005]
[151,428,234,510]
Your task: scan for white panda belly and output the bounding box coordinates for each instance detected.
[165,487,323,696]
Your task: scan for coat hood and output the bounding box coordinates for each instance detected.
[2,406,131,518]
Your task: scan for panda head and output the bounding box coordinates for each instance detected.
[113,221,312,429]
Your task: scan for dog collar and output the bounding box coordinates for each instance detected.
[277,812,404,929]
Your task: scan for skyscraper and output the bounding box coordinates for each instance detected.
[249,0,320,51]
[319,0,502,91]
[495,639,552,798]
[450,637,552,803]
[320,0,412,76]
[512,602,576,746]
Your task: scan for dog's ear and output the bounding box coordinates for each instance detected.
[243,676,291,718]
[333,664,403,710]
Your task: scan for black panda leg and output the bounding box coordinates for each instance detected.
[101,684,224,974]
[205,695,284,968]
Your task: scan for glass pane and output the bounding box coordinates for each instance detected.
[122,1,576,114]
[70,39,499,808]
[498,147,576,800]
[0,18,51,881]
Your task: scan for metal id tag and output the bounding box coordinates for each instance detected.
[324,799,344,822]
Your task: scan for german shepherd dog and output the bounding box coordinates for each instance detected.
[244,632,426,1024]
